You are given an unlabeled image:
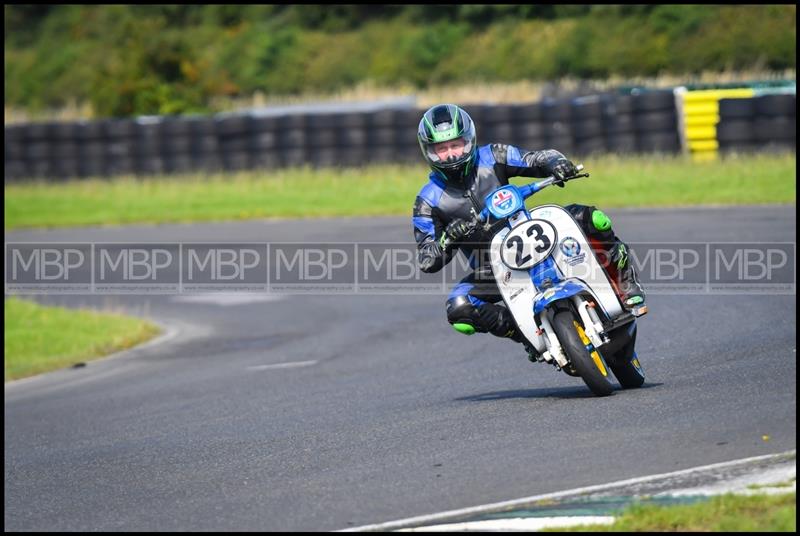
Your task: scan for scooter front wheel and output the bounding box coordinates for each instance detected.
[552,310,615,396]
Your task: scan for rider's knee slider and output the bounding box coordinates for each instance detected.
[446,295,488,333]
[565,204,615,241]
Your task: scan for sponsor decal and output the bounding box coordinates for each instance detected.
[503,271,512,285]
[559,236,587,266]
[492,189,514,211]
[559,237,581,257]
[509,288,524,301]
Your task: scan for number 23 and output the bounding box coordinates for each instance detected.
[506,224,551,266]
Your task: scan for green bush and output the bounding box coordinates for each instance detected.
[4,5,796,118]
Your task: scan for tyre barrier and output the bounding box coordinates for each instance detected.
[632,89,676,113]
[628,90,679,154]
[7,90,794,181]
[718,94,796,155]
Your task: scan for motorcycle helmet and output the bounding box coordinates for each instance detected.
[417,104,477,183]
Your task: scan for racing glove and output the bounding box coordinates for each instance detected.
[550,158,579,187]
[439,218,474,250]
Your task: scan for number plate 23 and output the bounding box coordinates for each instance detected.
[500,219,558,270]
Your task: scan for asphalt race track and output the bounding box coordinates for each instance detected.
[5,205,796,531]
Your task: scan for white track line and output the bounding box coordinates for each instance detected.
[246,360,318,371]
[396,516,616,532]
[340,450,796,532]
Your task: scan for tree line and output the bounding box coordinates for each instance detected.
[4,5,796,118]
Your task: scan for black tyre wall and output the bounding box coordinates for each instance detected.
[719,94,795,154]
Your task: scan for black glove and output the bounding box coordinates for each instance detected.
[551,158,578,187]
[439,218,474,249]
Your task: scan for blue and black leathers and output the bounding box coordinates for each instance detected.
[412,143,641,340]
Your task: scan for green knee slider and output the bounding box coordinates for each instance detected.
[591,209,612,232]
[452,322,476,335]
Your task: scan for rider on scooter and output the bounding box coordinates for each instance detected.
[412,104,646,359]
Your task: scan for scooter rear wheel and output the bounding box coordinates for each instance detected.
[609,344,645,388]
[605,322,646,388]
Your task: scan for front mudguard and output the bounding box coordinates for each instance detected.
[533,278,635,356]
[533,279,594,316]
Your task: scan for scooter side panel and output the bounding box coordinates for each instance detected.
[490,228,548,353]
[529,205,624,318]
[489,205,625,353]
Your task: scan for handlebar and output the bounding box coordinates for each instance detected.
[519,164,589,199]
[470,165,589,227]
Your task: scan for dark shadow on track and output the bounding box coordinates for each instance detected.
[456,382,663,402]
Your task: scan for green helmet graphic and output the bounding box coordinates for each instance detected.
[417,104,477,183]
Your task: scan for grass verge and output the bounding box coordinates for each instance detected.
[545,491,796,532]
[5,297,161,382]
[4,152,795,230]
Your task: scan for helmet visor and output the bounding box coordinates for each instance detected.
[424,136,475,168]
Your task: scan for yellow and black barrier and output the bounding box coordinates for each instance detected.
[676,89,796,160]
[675,88,755,161]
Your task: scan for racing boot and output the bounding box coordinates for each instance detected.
[492,306,542,363]
[510,330,542,363]
[610,240,648,317]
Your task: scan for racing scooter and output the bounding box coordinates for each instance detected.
[468,166,646,396]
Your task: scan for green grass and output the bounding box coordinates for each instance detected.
[545,492,796,532]
[5,297,161,382]
[4,153,795,230]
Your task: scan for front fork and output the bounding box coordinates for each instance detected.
[573,295,609,347]
[535,295,609,369]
